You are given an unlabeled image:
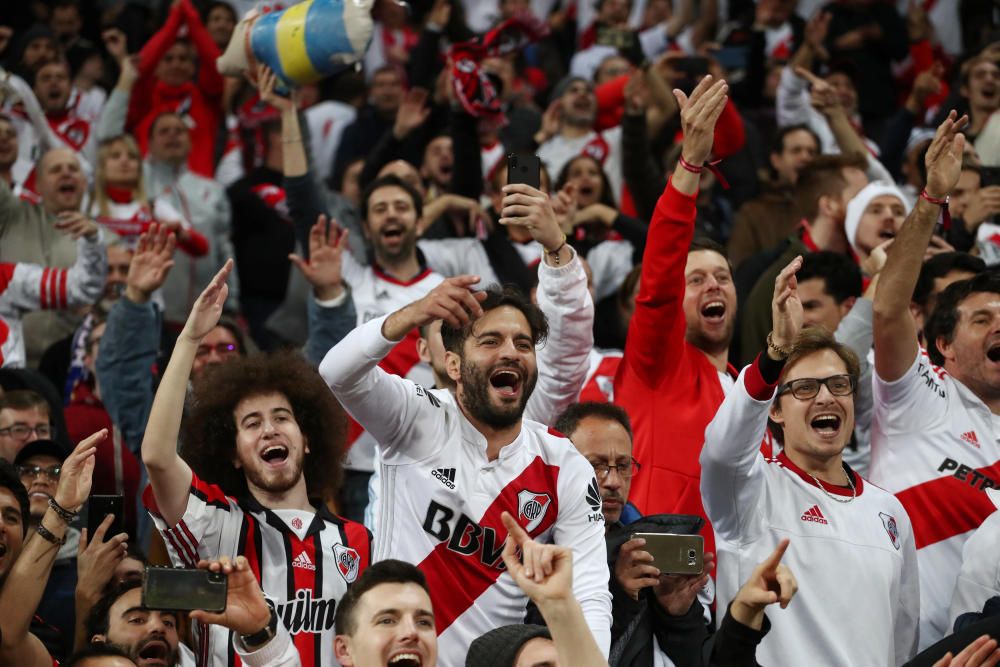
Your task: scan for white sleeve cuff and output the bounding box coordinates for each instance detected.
[233,625,300,667]
[313,287,350,308]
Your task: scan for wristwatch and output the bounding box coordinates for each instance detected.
[240,599,278,650]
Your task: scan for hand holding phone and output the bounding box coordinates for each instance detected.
[506,153,542,190]
[142,566,228,613]
[88,495,124,544]
[631,532,704,575]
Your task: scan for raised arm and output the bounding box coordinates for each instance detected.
[95,29,136,141]
[141,260,233,527]
[0,431,106,667]
[319,277,487,450]
[624,76,728,386]
[873,112,967,382]
[501,512,608,666]
[288,216,359,365]
[177,0,223,97]
[500,183,592,424]
[98,225,176,452]
[701,257,802,541]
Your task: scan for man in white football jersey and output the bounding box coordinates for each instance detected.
[321,183,611,666]
[871,111,1000,648]
[701,255,919,666]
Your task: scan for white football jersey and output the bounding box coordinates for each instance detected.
[321,316,611,667]
[872,349,1000,647]
[702,361,920,666]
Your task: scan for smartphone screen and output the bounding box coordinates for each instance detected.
[142,567,228,612]
[632,532,704,575]
[88,495,125,543]
[506,153,541,190]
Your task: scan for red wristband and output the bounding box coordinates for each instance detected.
[920,190,948,206]
[678,155,703,174]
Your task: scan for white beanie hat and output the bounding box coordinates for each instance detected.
[844,181,908,255]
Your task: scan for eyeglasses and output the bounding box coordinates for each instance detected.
[0,424,54,440]
[777,375,856,400]
[593,459,640,480]
[195,343,237,358]
[16,464,61,481]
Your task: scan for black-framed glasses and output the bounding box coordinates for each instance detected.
[16,464,61,481]
[195,343,237,358]
[777,374,856,400]
[0,424,54,440]
[593,459,640,480]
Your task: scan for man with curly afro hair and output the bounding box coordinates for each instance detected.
[141,261,371,667]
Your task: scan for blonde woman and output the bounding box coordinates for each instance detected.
[90,134,208,257]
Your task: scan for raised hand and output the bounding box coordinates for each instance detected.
[190,556,271,635]
[795,66,840,117]
[770,255,803,352]
[803,11,831,59]
[393,87,431,140]
[76,514,129,609]
[181,260,233,343]
[55,430,106,513]
[256,64,295,113]
[54,211,99,239]
[126,223,177,304]
[288,215,349,301]
[535,100,562,145]
[101,28,129,63]
[501,511,572,601]
[382,275,487,340]
[500,183,566,251]
[674,76,728,167]
[654,552,714,616]
[924,111,969,199]
[730,538,797,630]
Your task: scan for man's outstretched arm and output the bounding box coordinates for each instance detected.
[873,112,968,382]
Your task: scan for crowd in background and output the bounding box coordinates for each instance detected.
[1,0,1000,664]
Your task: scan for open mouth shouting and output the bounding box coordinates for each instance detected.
[381,223,406,246]
[387,651,425,666]
[136,638,171,667]
[987,342,1000,363]
[260,444,289,468]
[809,413,843,439]
[701,300,726,324]
[489,368,523,399]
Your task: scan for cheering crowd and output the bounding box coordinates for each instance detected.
[1,0,1000,665]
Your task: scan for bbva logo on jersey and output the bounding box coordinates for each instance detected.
[334,544,361,583]
[517,490,553,532]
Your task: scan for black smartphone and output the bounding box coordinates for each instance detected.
[506,153,541,190]
[88,494,124,543]
[981,166,1000,188]
[142,566,228,613]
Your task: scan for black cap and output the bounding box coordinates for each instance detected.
[465,624,552,667]
[14,439,68,466]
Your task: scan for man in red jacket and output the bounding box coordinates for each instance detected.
[615,75,734,555]
[126,0,223,178]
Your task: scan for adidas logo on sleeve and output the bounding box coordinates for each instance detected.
[433,468,456,489]
[800,505,829,524]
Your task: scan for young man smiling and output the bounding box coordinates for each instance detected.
[701,256,919,665]
[141,261,370,666]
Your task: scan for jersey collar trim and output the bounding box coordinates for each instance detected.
[240,493,344,537]
[776,451,864,497]
[372,249,433,286]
